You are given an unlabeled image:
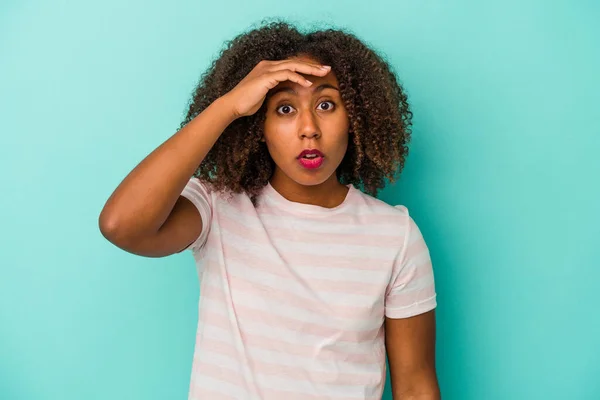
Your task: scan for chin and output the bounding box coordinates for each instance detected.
[286,169,337,187]
[293,178,327,187]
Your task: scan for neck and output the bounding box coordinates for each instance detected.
[269,171,349,209]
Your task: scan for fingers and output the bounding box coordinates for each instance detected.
[267,60,331,77]
[264,69,315,89]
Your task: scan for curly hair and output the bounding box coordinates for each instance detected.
[180,19,413,205]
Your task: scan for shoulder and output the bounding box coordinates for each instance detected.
[183,177,261,220]
[349,188,415,248]
[351,186,411,218]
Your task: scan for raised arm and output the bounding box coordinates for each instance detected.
[98,96,237,257]
[98,59,332,258]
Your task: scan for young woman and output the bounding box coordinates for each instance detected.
[99,21,439,400]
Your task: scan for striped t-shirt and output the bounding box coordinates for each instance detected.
[180,177,437,400]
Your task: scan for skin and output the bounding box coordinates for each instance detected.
[385,310,440,399]
[262,54,351,208]
[264,55,441,399]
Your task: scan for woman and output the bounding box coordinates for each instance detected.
[99,20,440,400]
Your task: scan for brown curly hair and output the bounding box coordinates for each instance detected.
[180,19,413,205]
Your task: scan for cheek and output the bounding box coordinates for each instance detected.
[264,120,295,148]
[339,138,349,159]
[335,130,350,152]
[263,128,291,159]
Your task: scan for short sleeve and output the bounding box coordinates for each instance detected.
[385,209,437,319]
[180,177,213,252]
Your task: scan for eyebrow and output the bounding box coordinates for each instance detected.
[268,83,340,98]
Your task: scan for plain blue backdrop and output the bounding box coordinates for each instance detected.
[1,1,599,399]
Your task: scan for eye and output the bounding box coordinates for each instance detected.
[276,104,295,115]
[275,101,336,115]
[317,100,335,111]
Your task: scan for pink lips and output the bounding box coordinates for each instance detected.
[297,149,324,169]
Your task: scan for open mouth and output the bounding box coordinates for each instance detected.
[302,154,320,159]
[297,149,325,169]
[297,149,324,159]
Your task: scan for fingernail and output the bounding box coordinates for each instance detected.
[320,65,331,70]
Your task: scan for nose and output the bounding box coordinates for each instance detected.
[298,109,321,140]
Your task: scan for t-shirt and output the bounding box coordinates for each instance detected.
[180,177,437,400]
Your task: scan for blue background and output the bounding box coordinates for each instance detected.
[1,1,599,399]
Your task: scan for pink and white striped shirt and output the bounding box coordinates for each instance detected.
[181,177,437,400]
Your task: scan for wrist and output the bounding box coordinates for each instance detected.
[214,94,239,122]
